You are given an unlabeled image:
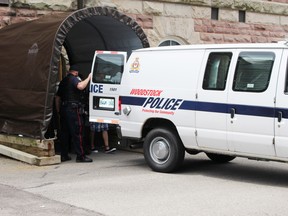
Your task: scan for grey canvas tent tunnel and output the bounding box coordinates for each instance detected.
[0,7,149,139]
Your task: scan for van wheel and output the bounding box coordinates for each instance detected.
[143,128,185,173]
[206,153,236,163]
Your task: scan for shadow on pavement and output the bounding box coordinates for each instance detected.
[178,153,288,188]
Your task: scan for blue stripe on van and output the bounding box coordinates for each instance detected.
[180,101,226,113]
[180,101,275,117]
[121,96,146,105]
[227,104,275,118]
[121,96,286,119]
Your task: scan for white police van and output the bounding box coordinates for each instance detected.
[89,42,288,173]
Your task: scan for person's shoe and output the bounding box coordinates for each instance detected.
[91,147,99,153]
[105,147,116,154]
[61,155,71,162]
[76,156,93,163]
[92,149,98,153]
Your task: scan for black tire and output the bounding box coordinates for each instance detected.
[143,128,185,173]
[206,153,236,163]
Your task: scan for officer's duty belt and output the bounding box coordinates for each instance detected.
[62,101,82,107]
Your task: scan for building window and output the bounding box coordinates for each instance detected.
[158,37,187,47]
[285,58,288,93]
[239,10,246,23]
[211,8,219,20]
[0,0,9,5]
[158,40,181,46]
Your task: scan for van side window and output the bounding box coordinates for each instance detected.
[285,60,288,93]
[92,54,124,84]
[202,52,232,90]
[233,52,275,92]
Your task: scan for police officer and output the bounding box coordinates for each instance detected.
[55,65,92,163]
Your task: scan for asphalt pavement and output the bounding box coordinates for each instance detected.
[0,183,101,216]
[0,149,145,216]
[1,149,288,216]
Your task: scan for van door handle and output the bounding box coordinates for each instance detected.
[230,108,235,119]
[278,111,283,123]
[114,112,120,115]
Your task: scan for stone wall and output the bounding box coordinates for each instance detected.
[1,0,288,46]
[270,0,288,3]
[113,0,288,46]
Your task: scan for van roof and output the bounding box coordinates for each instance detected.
[134,41,288,52]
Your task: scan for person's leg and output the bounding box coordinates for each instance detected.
[82,119,91,155]
[89,123,98,152]
[102,131,109,149]
[102,124,116,153]
[59,107,71,162]
[68,107,92,162]
[89,122,95,150]
[90,130,95,150]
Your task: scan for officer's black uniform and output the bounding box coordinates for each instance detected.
[57,72,92,162]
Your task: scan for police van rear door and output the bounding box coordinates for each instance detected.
[89,51,127,124]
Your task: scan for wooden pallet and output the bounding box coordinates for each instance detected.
[0,134,60,165]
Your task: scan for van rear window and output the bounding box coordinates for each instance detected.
[233,52,275,92]
[92,54,124,84]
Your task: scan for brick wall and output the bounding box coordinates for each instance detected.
[1,0,288,45]
[195,19,287,43]
[0,7,54,28]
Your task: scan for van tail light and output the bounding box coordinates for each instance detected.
[118,96,122,113]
